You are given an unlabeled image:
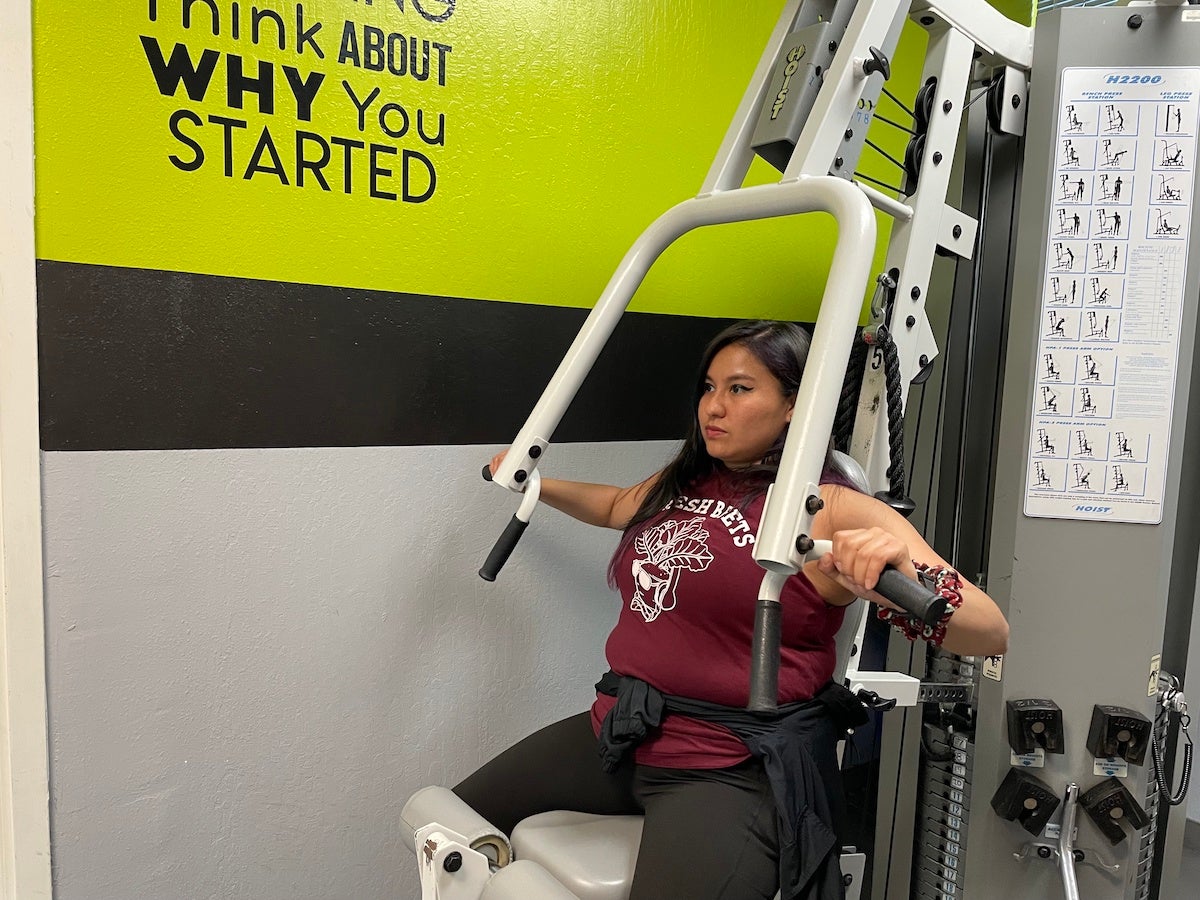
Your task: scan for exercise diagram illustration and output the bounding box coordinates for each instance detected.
[1100,138,1131,168]
[1075,430,1094,458]
[1033,461,1053,489]
[1062,138,1080,167]
[1091,241,1122,271]
[1154,208,1182,236]
[1052,242,1079,271]
[1095,208,1122,236]
[1056,208,1084,236]
[1160,140,1184,168]
[1156,174,1181,201]
[1059,173,1087,201]
[1050,276,1079,305]
[1111,465,1131,492]
[1163,102,1185,134]
[1114,431,1136,460]
[1103,104,1127,134]
[1085,311,1111,340]
[1064,103,1086,133]
[1098,173,1125,202]
[1078,386,1098,416]
[1088,277,1112,305]
[1036,428,1057,456]
[1046,310,1068,339]
[1071,463,1096,491]
[1043,352,1062,381]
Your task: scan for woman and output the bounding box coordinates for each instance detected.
[455,320,1007,900]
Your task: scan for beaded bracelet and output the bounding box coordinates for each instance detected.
[875,562,964,647]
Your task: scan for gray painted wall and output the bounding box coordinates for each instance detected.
[43,441,675,899]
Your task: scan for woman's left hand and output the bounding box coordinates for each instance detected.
[815,526,917,609]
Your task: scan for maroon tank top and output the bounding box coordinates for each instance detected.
[590,469,845,768]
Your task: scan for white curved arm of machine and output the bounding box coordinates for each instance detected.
[404,787,580,900]
[413,823,578,900]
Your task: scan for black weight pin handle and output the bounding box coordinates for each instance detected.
[478,465,541,582]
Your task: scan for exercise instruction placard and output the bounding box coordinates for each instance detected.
[1025,67,1199,524]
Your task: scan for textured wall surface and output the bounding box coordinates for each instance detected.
[43,442,674,899]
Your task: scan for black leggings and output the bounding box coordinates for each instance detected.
[453,712,781,900]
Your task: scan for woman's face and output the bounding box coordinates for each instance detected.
[698,343,794,468]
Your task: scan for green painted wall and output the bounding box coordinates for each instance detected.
[34,0,943,321]
[991,0,1036,27]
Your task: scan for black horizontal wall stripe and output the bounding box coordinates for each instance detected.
[37,260,745,451]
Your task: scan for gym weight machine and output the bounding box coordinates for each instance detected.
[400,1,1200,900]
[401,0,1037,897]
[402,0,1037,897]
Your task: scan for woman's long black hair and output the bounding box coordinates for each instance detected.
[607,320,816,584]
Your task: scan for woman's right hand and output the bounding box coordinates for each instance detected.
[488,449,509,478]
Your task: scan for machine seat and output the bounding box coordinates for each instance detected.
[511,809,844,900]
[511,811,643,900]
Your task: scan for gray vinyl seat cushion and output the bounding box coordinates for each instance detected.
[511,812,643,900]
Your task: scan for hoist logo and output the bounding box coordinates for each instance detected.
[770,45,807,120]
[1075,505,1113,515]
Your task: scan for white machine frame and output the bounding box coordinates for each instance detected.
[406,0,1035,898]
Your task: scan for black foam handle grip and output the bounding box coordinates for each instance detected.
[479,515,528,582]
[876,567,947,626]
[748,600,782,712]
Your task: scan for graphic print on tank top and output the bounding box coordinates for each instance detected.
[629,516,714,622]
